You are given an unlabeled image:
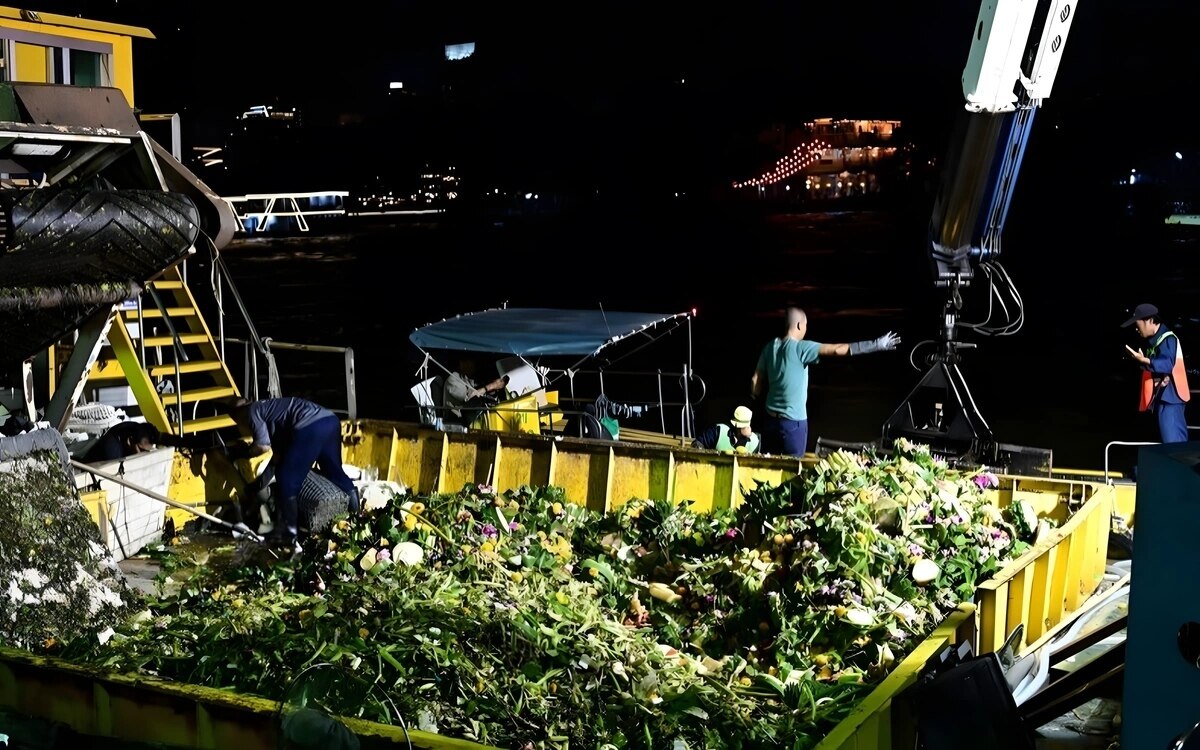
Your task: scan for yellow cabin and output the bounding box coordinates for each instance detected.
[0,6,152,106]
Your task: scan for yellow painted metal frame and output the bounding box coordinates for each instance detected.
[975,480,1113,656]
[0,646,496,750]
[341,419,808,514]
[56,422,1118,750]
[813,603,977,750]
[0,6,152,106]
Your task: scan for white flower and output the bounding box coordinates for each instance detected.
[394,541,424,566]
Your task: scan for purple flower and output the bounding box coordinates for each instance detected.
[481,523,498,538]
[377,548,391,561]
[723,528,739,539]
[508,521,520,531]
[908,543,924,558]
[973,472,999,490]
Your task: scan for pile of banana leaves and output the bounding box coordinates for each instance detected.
[56,439,1039,749]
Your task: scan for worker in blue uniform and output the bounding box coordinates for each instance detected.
[1123,303,1191,443]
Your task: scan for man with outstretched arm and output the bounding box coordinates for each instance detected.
[751,306,900,457]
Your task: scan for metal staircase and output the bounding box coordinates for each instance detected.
[80,263,240,438]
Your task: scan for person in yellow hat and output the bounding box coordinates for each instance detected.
[692,405,760,454]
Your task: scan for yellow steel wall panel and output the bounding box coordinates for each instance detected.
[0,648,497,750]
[1010,488,1066,522]
[341,422,394,480]
[1046,534,1071,626]
[1062,515,1088,612]
[814,604,975,750]
[1026,547,1055,644]
[529,441,554,488]
[548,448,612,512]
[494,437,537,491]
[671,459,723,513]
[1006,566,1032,653]
[546,449,590,507]
[442,435,492,493]
[977,581,1009,656]
[732,464,799,507]
[8,661,97,733]
[608,453,668,511]
[416,433,449,495]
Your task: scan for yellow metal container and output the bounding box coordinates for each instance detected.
[976,478,1114,657]
[813,603,976,750]
[0,646,496,750]
[474,392,543,435]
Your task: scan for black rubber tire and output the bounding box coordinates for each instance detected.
[298,471,351,533]
[1,188,200,286]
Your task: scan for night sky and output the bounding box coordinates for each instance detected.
[22,0,1200,194]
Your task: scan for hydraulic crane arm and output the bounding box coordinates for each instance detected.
[883,0,1077,465]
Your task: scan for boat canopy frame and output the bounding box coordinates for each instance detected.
[409,306,702,437]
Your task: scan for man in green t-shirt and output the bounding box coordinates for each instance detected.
[751,307,899,457]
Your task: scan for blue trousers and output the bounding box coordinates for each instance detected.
[762,415,809,458]
[1156,401,1189,443]
[274,415,357,531]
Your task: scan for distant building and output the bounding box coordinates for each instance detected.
[735,118,916,202]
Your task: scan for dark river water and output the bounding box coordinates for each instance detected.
[207,193,1200,477]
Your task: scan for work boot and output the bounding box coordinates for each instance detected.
[264,526,300,554]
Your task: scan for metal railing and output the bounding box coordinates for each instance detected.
[200,251,359,419]
[220,336,357,420]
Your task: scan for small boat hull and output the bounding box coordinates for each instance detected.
[74,447,175,561]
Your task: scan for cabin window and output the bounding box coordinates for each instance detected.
[50,47,108,87]
[0,30,113,87]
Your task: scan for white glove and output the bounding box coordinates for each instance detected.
[849,331,900,356]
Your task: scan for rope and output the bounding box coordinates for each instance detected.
[263,337,282,398]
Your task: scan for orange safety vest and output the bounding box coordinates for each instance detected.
[1139,330,1191,412]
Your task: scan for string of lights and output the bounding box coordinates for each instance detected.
[732,139,830,189]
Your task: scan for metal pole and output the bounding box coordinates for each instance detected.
[70,459,263,542]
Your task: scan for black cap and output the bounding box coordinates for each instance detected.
[1121,303,1159,328]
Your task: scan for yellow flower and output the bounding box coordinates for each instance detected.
[555,591,570,605]
[480,541,495,553]
[510,572,523,583]
[358,627,370,639]
[550,502,564,516]
[587,567,599,578]
[508,500,520,512]
[378,538,390,547]
[402,513,418,531]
